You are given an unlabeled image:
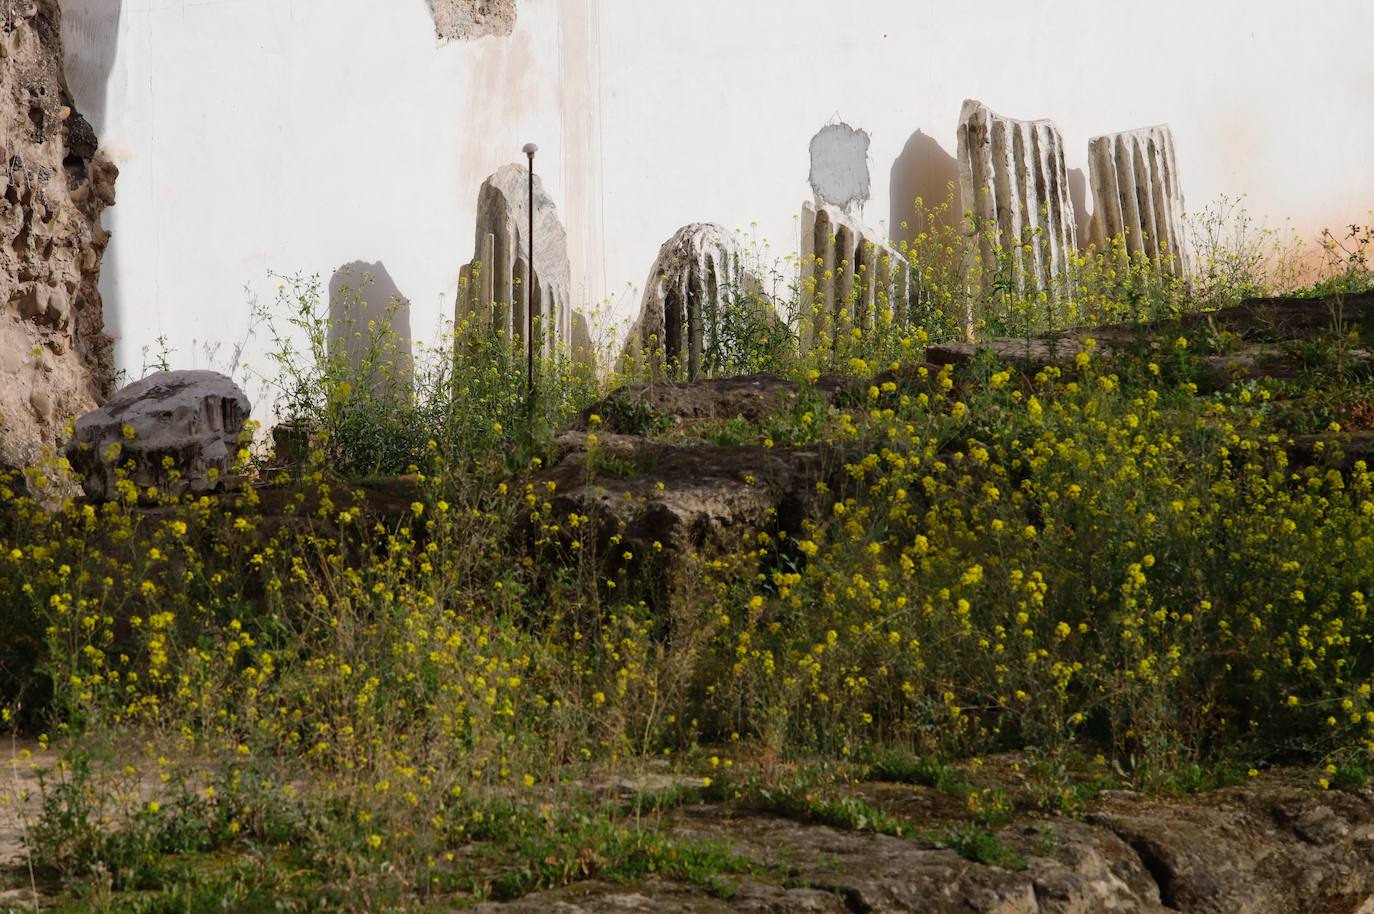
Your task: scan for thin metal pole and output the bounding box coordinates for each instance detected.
[523,143,538,400]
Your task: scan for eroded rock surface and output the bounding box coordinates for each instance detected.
[530,374,854,603]
[1086,785,1374,913]
[929,290,1374,391]
[66,370,249,501]
[570,374,849,435]
[0,0,117,470]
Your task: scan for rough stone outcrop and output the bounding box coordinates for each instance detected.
[427,0,517,41]
[0,0,117,470]
[929,289,1374,392]
[1088,124,1191,279]
[799,201,914,353]
[65,370,249,501]
[473,777,1374,914]
[621,223,774,380]
[928,290,1374,471]
[458,163,582,360]
[957,99,1076,315]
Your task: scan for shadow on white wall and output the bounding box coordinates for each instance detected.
[328,261,414,390]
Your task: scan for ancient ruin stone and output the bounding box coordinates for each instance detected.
[957,99,1076,318]
[621,223,775,380]
[799,201,913,353]
[808,121,870,216]
[65,370,249,501]
[427,0,517,41]
[0,0,117,470]
[1089,124,1191,279]
[458,163,584,360]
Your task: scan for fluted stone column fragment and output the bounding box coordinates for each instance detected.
[623,223,774,380]
[458,164,586,359]
[1088,124,1191,279]
[957,100,1077,310]
[799,202,912,353]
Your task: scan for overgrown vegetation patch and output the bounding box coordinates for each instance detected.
[2,203,1373,910]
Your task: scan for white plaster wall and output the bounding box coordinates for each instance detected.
[62,0,1374,397]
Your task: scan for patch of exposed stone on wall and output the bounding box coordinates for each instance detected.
[808,121,870,217]
[427,0,517,41]
[0,0,117,471]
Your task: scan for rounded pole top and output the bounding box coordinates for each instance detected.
[523,142,539,158]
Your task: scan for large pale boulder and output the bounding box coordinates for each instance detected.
[65,370,250,501]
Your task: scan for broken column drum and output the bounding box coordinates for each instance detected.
[624,223,759,381]
[956,100,1077,312]
[1088,124,1191,280]
[798,201,914,354]
[458,164,574,360]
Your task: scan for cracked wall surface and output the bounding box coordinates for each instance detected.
[427,0,517,41]
[0,0,116,470]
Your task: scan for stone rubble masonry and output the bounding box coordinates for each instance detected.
[0,0,117,471]
[956,99,1076,318]
[1088,124,1192,280]
[427,0,517,41]
[799,201,913,354]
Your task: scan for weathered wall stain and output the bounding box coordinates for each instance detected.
[558,0,604,318]
[455,16,538,259]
